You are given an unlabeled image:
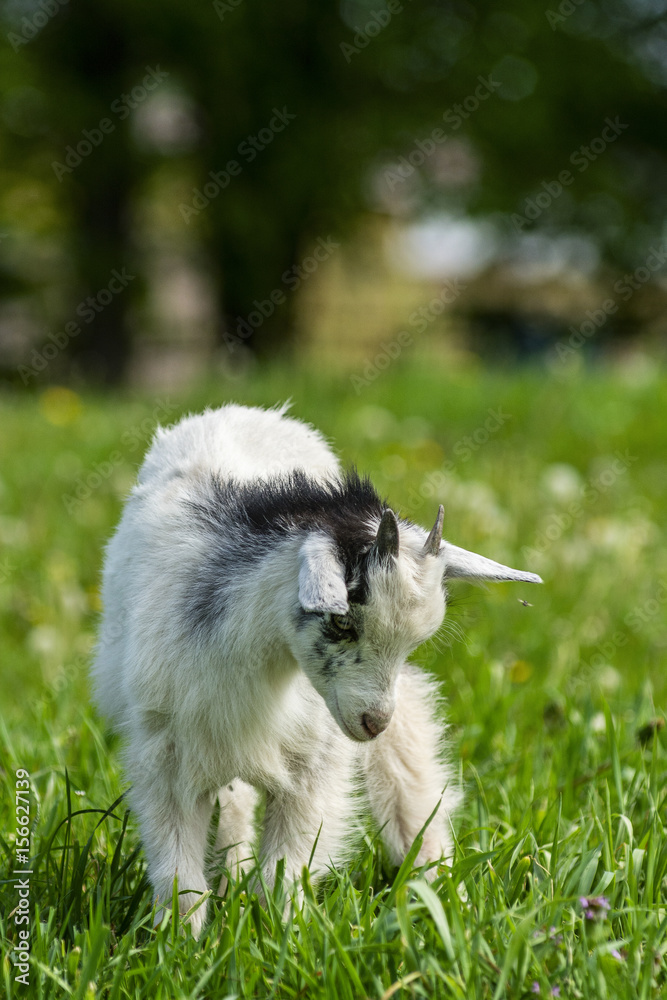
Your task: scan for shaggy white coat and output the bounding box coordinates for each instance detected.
[92,403,539,935]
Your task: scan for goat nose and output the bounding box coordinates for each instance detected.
[361,710,392,739]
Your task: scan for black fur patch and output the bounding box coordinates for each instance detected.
[314,638,328,658]
[322,616,360,644]
[322,655,336,677]
[347,578,370,606]
[184,469,387,634]
[294,607,323,630]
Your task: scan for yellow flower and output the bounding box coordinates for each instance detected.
[39,387,82,426]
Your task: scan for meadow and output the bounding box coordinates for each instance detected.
[1,361,666,998]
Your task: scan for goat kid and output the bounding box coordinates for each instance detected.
[92,403,541,936]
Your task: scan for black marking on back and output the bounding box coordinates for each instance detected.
[184,469,388,634]
[188,469,384,552]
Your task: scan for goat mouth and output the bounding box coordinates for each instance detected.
[332,692,368,743]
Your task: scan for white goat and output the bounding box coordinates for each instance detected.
[92,403,541,936]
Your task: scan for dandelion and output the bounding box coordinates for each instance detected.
[579,895,611,920]
[39,386,83,426]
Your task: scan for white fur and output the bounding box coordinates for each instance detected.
[92,403,537,936]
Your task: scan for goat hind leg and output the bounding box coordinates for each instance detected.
[215,779,258,895]
[258,748,355,899]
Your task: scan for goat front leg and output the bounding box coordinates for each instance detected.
[362,664,461,879]
[128,732,213,937]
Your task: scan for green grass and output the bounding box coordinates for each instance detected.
[1,362,666,998]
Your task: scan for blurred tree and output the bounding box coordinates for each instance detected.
[1,5,143,383]
[1,0,666,380]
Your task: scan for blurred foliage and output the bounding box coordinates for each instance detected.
[1,0,666,380]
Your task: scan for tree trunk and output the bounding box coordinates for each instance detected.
[67,174,135,385]
[213,226,304,358]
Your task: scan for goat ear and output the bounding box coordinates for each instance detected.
[371,509,399,562]
[298,534,349,614]
[441,542,543,584]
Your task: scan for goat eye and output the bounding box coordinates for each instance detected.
[332,614,352,631]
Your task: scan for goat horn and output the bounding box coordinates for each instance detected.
[423,504,444,556]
